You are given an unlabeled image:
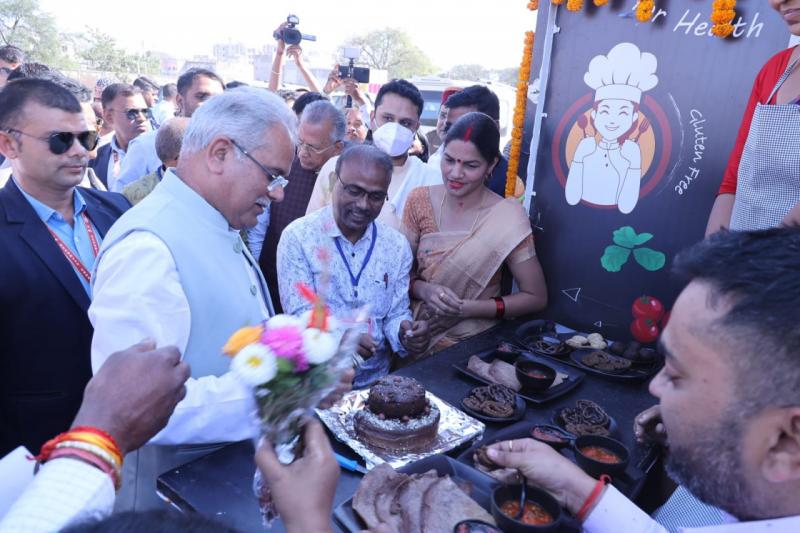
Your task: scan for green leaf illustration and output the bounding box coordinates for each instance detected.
[601,245,632,272]
[632,232,653,245]
[612,226,639,248]
[633,247,666,271]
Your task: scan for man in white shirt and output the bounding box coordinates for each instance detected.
[306,79,441,229]
[89,87,298,510]
[484,227,800,532]
[150,83,177,127]
[112,69,225,193]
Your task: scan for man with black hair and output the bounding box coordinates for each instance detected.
[151,82,177,126]
[113,68,225,192]
[90,84,151,191]
[0,79,129,458]
[306,78,440,228]
[132,77,159,108]
[0,45,25,88]
[431,84,524,198]
[486,227,800,531]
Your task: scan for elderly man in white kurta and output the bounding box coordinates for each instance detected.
[88,88,296,510]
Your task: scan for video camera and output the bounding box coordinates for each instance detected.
[338,46,370,84]
[273,14,316,46]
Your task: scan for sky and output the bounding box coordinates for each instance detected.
[39,0,538,71]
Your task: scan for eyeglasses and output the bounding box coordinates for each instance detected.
[335,173,388,203]
[117,108,150,121]
[6,128,99,155]
[297,139,337,155]
[230,139,289,193]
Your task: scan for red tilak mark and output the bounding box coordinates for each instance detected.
[463,126,473,142]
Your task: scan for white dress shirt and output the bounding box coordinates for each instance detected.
[113,129,161,193]
[584,485,800,533]
[104,136,127,193]
[89,231,265,445]
[0,457,114,533]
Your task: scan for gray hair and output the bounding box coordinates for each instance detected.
[155,117,189,163]
[180,87,297,157]
[300,100,346,144]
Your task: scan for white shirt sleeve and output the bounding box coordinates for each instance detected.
[89,232,258,445]
[113,133,161,192]
[246,204,270,260]
[0,458,115,533]
[583,485,668,533]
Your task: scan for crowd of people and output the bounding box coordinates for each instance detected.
[0,2,799,530]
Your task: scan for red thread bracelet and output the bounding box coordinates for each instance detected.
[576,474,611,522]
[493,297,506,319]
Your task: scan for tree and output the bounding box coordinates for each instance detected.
[439,64,490,82]
[0,0,71,67]
[343,28,436,79]
[76,28,160,79]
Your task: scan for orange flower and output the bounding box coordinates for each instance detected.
[222,325,264,356]
[711,22,734,37]
[636,0,654,22]
[711,10,734,24]
[567,0,584,11]
[710,0,736,38]
[594,0,609,5]
[552,0,565,5]
[528,0,539,9]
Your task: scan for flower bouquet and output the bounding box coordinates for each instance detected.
[222,283,355,526]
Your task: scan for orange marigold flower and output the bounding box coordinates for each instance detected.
[594,0,609,5]
[710,10,734,24]
[711,23,734,37]
[222,325,265,356]
[552,0,565,4]
[566,0,584,11]
[636,1,654,22]
[528,0,539,9]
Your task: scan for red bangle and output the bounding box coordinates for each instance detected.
[493,297,506,319]
[576,474,611,522]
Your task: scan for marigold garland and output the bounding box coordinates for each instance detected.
[506,30,535,198]
[527,0,539,9]
[551,0,565,5]
[636,0,655,22]
[593,0,609,5]
[710,0,736,37]
[566,0,584,11]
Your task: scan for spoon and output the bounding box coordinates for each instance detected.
[515,469,527,520]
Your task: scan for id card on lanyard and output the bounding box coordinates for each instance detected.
[334,223,377,300]
[47,212,100,283]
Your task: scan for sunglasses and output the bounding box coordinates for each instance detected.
[119,108,150,121]
[6,128,99,155]
[335,173,388,203]
[230,139,289,193]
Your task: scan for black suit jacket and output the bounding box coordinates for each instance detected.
[0,179,130,456]
[89,143,113,189]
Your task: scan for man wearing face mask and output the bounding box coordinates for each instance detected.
[305,79,441,229]
[279,144,430,387]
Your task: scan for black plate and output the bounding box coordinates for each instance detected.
[525,334,575,359]
[552,406,620,438]
[456,420,647,502]
[460,388,526,424]
[452,349,584,404]
[333,454,499,533]
[514,321,662,382]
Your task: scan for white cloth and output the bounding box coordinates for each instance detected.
[113,129,161,193]
[89,231,262,445]
[0,158,11,187]
[246,203,270,260]
[151,100,176,127]
[584,485,800,533]
[306,153,441,229]
[105,136,126,193]
[584,43,658,104]
[427,144,444,170]
[0,457,114,533]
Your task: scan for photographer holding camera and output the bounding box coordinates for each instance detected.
[269,16,322,94]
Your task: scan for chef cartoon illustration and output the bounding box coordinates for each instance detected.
[565,43,658,214]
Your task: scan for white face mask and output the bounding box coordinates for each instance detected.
[371,122,415,158]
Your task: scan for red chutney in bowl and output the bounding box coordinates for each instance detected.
[500,500,554,525]
[579,445,621,464]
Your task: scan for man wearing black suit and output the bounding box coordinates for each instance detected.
[0,79,130,457]
[89,83,150,191]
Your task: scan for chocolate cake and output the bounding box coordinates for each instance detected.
[353,376,440,451]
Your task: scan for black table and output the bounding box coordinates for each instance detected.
[157,318,661,532]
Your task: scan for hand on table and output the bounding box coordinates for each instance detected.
[486,438,597,515]
[399,320,430,355]
[71,339,189,455]
[634,404,667,446]
[255,419,338,533]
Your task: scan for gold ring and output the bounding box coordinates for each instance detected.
[508,440,513,452]
[439,292,446,298]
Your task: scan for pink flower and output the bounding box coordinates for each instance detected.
[261,326,308,373]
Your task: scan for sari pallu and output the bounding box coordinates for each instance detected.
[409,197,533,357]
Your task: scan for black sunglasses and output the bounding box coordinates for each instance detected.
[121,108,150,121]
[335,173,388,203]
[7,128,100,155]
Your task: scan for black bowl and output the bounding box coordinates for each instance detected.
[573,435,630,478]
[453,519,503,533]
[491,485,562,533]
[515,360,556,392]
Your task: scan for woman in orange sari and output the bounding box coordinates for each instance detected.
[402,112,547,357]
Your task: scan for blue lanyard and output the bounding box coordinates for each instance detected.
[334,223,377,299]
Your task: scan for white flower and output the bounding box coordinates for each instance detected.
[231,344,278,386]
[302,328,338,365]
[266,314,303,330]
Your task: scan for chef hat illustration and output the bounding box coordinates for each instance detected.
[584,43,658,104]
